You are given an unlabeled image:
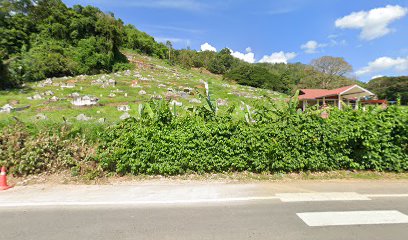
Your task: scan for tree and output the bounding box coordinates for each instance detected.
[207,48,236,74]
[224,64,282,90]
[367,76,408,105]
[0,58,12,88]
[1,0,137,86]
[310,56,353,88]
[165,40,172,64]
[174,49,194,69]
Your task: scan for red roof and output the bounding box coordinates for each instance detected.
[361,99,388,104]
[298,85,356,100]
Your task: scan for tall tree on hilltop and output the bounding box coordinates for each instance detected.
[311,56,353,89]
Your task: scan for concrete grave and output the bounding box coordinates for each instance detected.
[34,113,48,120]
[117,105,131,112]
[189,98,201,104]
[71,96,99,106]
[0,104,13,113]
[76,114,92,121]
[170,100,183,107]
[217,99,228,106]
[120,112,131,120]
[49,96,60,102]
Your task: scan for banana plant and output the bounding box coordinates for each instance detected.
[198,81,217,115]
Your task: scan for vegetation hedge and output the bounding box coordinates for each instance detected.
[1,100,407,176]
[97,102,408,175]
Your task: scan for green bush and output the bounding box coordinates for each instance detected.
[97,101,408,175]
[0,124,95,176]
[112,62,134,72]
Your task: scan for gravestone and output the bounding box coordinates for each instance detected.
[0,104,13,113]
[71,95,99,106]
[189,98,201,104]
[217,99,228,106]
[170,100,183,106]
[49,96,59,102]
[35,113,48,120]
[76,114,91,121]
[98,118,106,123]
[44,90,54,96]
[33,94,43,100]
[120,112,130,120]
[117,105,131,112]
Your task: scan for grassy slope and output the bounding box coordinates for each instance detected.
[0,52,285,127]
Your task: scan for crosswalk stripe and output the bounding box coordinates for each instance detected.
[297,210,408,227]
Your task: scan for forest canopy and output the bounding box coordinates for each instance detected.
[0,0,167,88]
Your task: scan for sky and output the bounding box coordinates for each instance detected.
[63,0,408,82]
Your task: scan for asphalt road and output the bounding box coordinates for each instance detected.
[1,198,408,240]
[1,182,408,240]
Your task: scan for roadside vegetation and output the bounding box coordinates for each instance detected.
[97,99,408,175]
[1,96,407,177]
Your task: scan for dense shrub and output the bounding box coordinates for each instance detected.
[112,62,135,72]
[97,101,408,175]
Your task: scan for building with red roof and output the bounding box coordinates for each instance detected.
[298,85,376,110]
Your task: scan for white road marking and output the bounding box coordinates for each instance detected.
[1,191,408,208]
[276,192,370,202]
[297,210,408,227]
[365,194,408,198]
[0,196,279,208]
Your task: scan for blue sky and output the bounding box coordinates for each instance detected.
[63,0,408,82]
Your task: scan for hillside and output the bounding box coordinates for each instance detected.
[0,51,285,125]
[1,0,363,96]
[367,76,408,105]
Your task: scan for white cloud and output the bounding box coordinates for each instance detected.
[371,75,384,79]
[335,5,408,40]
[300,40,327,54]
[229,48,255,63]
[356,56,408,76]
[200,42,217,52]
[259,51,297,64]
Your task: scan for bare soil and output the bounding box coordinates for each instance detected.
[6,170,408,187]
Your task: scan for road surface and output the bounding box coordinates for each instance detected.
[1,181,408,240]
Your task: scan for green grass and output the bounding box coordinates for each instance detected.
[0,52,286,128]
